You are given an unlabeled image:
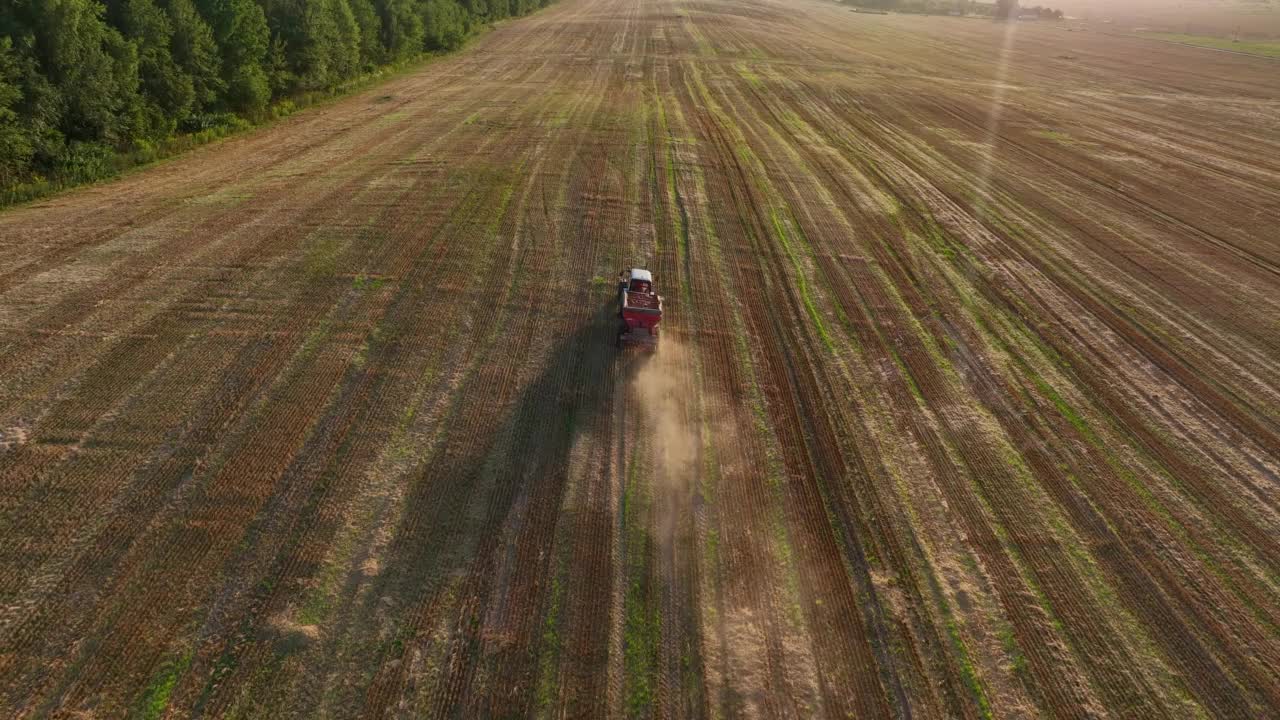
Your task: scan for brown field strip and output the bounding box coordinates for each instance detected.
[1,0,1278,716]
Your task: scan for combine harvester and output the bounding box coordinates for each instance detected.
[616,268,663,350]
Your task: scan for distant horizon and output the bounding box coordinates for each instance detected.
[1000,0,1276,32]
[837,0,1280,38]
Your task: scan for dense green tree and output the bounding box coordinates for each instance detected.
[268,0,362,90]
[0,30,64,173]
[423,0,468,50]
[0,38,35,186]
[0,0,144,183]
[107,0,197,135]
[348,0,384,68]
[375,0,425,61]
[167,0,224,112]
[310,0,362,88]
[257,0,299,89]
[12,0,141,145]
[196,0,270,111]
[1,0,551,194]
[265,32,291,95]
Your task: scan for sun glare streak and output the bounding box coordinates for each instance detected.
[973,18,1020,218]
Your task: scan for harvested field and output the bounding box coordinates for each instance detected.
[2,0,1279,717]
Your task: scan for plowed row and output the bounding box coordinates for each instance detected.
[1,0,1277,716]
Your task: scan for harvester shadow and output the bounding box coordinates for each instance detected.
[342,297,649,709]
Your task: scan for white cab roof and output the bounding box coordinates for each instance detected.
[629,268,653,282]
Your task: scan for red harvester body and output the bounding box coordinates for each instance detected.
[617,268,662,349]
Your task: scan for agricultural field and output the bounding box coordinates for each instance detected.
[1,0,1279,716]
[1058,0,1280,37]
[1134,31,1280,57]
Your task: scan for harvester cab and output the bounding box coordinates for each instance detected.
[617,268,663,350]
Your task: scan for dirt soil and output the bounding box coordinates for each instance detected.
[1,0,1278,717]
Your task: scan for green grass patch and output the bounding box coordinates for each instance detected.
[768,502,805,627]
[621,441,658,717]
[918,217,958,261]
[769,209,834,352]
[134,652,193,720]
[997,624,1030,680]
[1031,129,1072,143]
[1028,373,1089,435]
[353,274,385,291]
[663,116,692,279]
[779,108,806,134]
[681,13,717,57]
[487,181,517,236]
[945,618,995,719]
[297,592,332,627]
[623,576,660,715]
[1137,32,1280,58]
[1031,129,1097,147]
[887,346,926,405]
[703,527,720,578]
[549,105,573,128]
[304,233,343,278]
[535,571,565,713]
[735,62,763,88]
[190,189,254,206]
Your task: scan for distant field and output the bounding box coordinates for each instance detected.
[1138,30,1280,56]
[2,0,1279,717]
[1057,0,1280,36]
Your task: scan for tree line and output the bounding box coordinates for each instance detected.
[0,0,550,196]
[993,0,1063,19]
